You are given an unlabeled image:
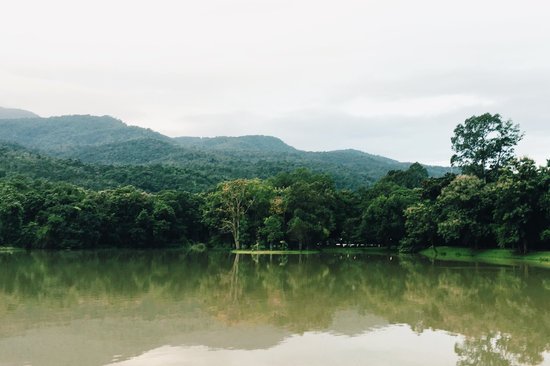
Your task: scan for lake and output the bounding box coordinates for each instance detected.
[0,250,548,366]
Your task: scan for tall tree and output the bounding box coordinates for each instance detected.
[436,175,492,249]
[400,202,439,252]
[451,113,523,179]
[359,187,419,247]
[491,158,547,253]
[273,170,337,248]
[204,179,269,249]
[379,162,429,189]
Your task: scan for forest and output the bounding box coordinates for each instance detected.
[0,113,548,253]
[0,114,448,190]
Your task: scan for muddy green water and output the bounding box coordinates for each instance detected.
[0,251,548,366]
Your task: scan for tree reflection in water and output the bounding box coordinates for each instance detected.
[0,251,548,365]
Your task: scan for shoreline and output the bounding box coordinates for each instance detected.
[419,246,550,268]
[3,245,549,268]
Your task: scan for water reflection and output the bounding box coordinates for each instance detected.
[0,251,548,366]
[105,327,460,366]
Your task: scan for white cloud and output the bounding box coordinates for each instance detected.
[341,94,497,118]
[1,0,549,164]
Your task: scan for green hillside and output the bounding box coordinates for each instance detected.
[0,115,171,154]
[0,114,450,189]
[174,135,297,153]
[59,138,418,188]
[0,143,216,192]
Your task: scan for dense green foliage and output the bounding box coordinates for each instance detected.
[0,115,172,153]
[451,113,523,179]
[400,159,550,253]
[0,113,548,253]
[0,142,421,193]
[0,143,218,192]
[2,159,547,252]
[0,178,204,249]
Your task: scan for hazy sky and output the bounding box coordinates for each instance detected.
[1,0,549,165]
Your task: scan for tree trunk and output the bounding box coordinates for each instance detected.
[230,254,240,302]
[233,219,240,249]
[234,234,240,250]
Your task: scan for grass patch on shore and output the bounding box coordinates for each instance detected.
[420,246,550,267]
[321,247,396,255]
[232,247,396,256]
[0,247,25,254]
[232,250,320,255]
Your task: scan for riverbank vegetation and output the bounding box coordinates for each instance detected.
[420,246,550,267]
[0,113,548,254]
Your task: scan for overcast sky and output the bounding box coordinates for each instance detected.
[1,0,549,165]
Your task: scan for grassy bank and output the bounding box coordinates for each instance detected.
[419,246,550,267]
[0,247,25,254]
[232,250,320,255]
[321,247,396,255]
[232,247,396,256]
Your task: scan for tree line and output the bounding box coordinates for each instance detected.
[0,113,548,252]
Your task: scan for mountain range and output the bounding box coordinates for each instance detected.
[0,110,450,191]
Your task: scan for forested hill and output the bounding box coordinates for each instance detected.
[174,135,297,153]
[0,107,39,119]
[0,115,172,153]
[0,114,450,189]
[0,143,219,192]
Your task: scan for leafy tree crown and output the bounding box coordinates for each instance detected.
[451,113,523,178]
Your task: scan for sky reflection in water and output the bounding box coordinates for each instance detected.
[0,251,548,366]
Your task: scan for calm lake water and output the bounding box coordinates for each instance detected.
[0,251,548,366]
